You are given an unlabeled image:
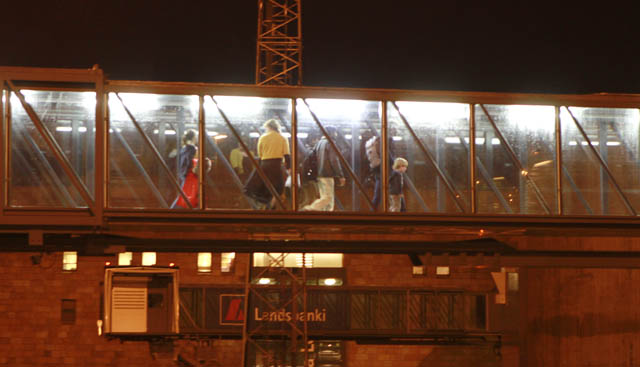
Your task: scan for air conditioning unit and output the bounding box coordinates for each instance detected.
[103,267,179,335]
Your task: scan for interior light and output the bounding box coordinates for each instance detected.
[258,278,271,285]
[141,252,156,266]
[198,252,212,273]
[81,92,96,110]
[606,141,621,146]
[392,136,403,141]
[282,132,291,138]
[118,252,132,266]
[105,261,111,266]
[78,127,87,132]
[504,105,555,132]
[297,132,308,138]
[221,252,236,273]
[214,134,228,140]
[295,253,313,268]
[344,134,352,139]
[323,278,337,286]
[582,141,598,146]
[533,160,553,168]
[112,93,160,113]
[56,126,73,132]
[491,138,501,145]
[569,141,578,146]
[169,262,176,267]
[207,131,219,137]
[464,137,485,145]
[445,137,461,144]
[62,251,78,271]
[436,266,450,276]
[212,96,266,115]
[395,101,469,121]
[302,98,369,120]
[249,132,260,138]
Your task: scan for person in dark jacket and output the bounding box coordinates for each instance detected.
[301,126,345,211]
[172,129,211,208]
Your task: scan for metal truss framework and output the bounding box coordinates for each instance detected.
[256,0,302,85]
[242,253,310,366]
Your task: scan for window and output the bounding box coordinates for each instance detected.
[220,252,236,272]
[61,299,76,324]
[253,253,343,268]
[197,253,212,273]
[62,251,77,271]
[118,252,132,266]
[142,252,156,266]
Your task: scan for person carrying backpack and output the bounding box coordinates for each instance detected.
[301,126,345,211]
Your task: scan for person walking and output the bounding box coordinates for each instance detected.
[302,126,346,211]
[244,119,290,209]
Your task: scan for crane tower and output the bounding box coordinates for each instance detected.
[255,0,303,85]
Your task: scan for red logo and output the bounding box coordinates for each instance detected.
[220,294,244,325]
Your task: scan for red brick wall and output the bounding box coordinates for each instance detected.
[0,252,245,367]
[0,251,513,366]
[524,268,640,367]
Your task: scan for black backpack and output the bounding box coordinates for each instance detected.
[300,147,318,184]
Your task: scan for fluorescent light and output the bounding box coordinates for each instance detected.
[392,136,403,141]
[445,137,461,144]
[214,134,228,140]
[464,137,485,144]
[207,131,218,137]
[249,132,260,138]
[56,127,73,132]
[491,138,501,145]
[607,141,621,146]
[297,132,308,138]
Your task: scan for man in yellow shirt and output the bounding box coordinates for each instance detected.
[230,142,247,178]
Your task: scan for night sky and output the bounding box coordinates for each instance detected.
[2,1,640,94]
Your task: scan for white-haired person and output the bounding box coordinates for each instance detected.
[389,157,408,212]
[244,119,290,209]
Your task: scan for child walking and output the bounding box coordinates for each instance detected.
[389,157,408,212]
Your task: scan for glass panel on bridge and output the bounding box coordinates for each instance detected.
[204,96,292,210]
[389,101,470,213]
[107,93,199,209]
[296,98,380,212]
[475,104,556,214]
[9,90,95,208]
[560,107,639,215]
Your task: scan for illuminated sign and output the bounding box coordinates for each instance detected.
[254,307,327,322]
